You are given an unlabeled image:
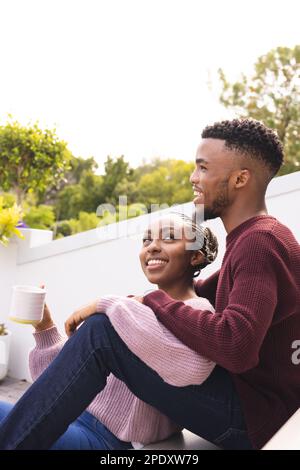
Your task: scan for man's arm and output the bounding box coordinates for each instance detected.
[144,232,282,374]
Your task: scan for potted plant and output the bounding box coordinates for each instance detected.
[0,196,25,246]
[0,323,12,381]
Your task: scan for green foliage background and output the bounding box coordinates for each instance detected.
[1,45,300,237]
[218,45,300,175]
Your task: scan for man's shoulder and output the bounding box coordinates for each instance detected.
[237,217,297,250]
[228,218,300,272]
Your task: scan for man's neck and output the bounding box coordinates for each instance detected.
[221,201,268,234]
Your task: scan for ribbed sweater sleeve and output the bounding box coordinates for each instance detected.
[29,326,66,381]
[143,231,282,373]
[97,296,215,387]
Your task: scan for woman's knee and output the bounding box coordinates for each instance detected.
[80,313,115,342]
[82,314,129,358]
[84,313,111,330]
[75,313,123,354]
[0,401,14,422]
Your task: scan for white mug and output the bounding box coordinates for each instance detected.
[9,285,46,325]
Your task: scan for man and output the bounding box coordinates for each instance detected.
[143,119,300,448]
[0,119,299,450]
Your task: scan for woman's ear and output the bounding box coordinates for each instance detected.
[190,250,205,267]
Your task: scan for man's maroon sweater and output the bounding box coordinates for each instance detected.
[144,216,300,449]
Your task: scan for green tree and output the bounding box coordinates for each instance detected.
[54,155,133,220]
[0,192,16,208]
[55,173,104,220]
[37,155,99,205]
[67,211,100,234]
[101,155,135,205]
[23,205,55,230]
[55,183,86,220]
[136,159,194,207]
[218,45,300,175]
[67,156,98,185]
[0,117,72,203]
[54,220,73,238]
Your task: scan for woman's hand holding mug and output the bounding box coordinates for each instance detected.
[34,284,55,332]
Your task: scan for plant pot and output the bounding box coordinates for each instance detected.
[0,330,12,380]
[18,228,53,248]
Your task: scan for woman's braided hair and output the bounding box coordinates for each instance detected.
[171,212,218,276]
[198,226,219,270]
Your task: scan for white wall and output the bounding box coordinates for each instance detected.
[0,171,300,380]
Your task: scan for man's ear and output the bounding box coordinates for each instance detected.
[190,250,205,267]
[234,169,251,188]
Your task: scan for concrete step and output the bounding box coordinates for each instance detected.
[0,376,30,404]
[142,429,219,450]
[262,408,300,450]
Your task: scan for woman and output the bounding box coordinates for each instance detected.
[0,213,218,450]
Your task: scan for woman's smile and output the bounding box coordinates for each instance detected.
[146,258,168,271]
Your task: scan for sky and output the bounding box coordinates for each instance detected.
[0,0,299,171]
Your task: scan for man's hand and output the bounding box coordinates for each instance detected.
[132,296,144,304]
[65,301,98,337]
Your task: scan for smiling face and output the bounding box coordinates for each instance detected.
[190,138,241,221]
[139,215,204,290]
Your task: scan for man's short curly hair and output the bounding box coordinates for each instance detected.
[201,118,284,176]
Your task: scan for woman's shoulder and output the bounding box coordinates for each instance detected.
[183,296,215,313]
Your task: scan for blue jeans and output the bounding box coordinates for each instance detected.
[0,402,132,450]
[0,314,253,450]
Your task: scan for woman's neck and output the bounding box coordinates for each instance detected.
[157,281,196,301]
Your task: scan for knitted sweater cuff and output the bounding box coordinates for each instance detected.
[33,326,64,349]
